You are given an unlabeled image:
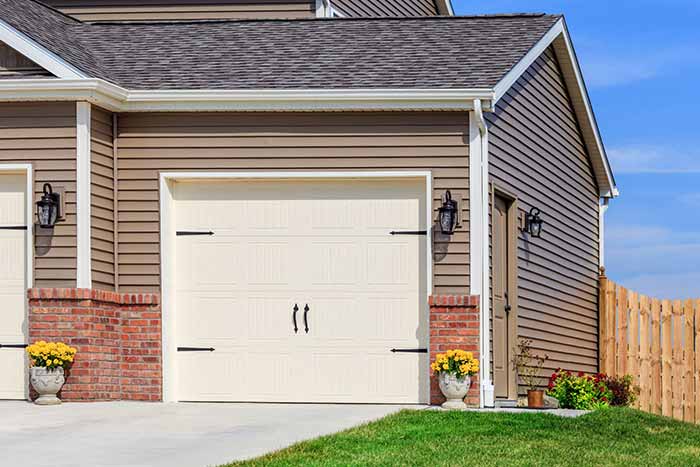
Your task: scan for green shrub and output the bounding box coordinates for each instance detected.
[547,370,613,410]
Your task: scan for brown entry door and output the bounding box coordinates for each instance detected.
[493,195,516,400]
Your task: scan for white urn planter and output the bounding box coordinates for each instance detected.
[439,373,471,410]
[30,367,65,405]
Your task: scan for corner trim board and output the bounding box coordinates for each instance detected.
[76,102,91,288]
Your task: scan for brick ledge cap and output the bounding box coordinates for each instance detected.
[28,288,160,305]
[428,295,479,307]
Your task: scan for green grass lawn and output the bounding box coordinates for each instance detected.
[224,408,700,467]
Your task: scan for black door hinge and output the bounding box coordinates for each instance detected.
[0,226,27,230]
[390,348,428,353]
[0,343,28,349]
[389,230,427,236]
[176,231,214,236]
[177,347,215,352]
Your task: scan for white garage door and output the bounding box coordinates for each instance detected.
[173,178,429,403]
[0,173,27,400]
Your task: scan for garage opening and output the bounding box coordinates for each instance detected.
[169,176,430,403]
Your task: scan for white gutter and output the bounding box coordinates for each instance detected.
[0,79,494,113]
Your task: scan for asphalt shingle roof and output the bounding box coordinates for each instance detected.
[0,0,561,90]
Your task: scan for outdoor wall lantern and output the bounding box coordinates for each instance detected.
[438,190,458,235]
[525,207,544,238]
[36,183,61,228]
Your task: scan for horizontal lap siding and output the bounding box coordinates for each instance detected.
[91,107,115,290]
[332,0,437,16]
[43,0,315,21]
[487,47,600,387]
[116,111,469,294]
[0,102,76,287]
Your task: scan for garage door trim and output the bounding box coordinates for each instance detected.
[0,163,33,400]
[159,171,433,403]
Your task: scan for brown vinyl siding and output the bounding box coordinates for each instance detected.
[91,107,115,290]
[486,46,600,388]
[0,102,76,287]
[42,0,315,21]
[332,0,438,17]
[115,111,469,294]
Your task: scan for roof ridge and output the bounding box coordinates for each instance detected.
[86,13,558,27]
[27,0,83,24]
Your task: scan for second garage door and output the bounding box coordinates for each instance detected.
[173,177,429,403]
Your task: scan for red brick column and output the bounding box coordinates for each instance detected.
[429,295,480,407]
[27,288,161,402]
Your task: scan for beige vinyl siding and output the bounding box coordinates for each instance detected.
[332,0,438,16]
[0,42,51,78]
[91,107,115,290]
[0,102,76,288]
[43,0,315,21]
[486,46,600,387]
[115,111,469,294]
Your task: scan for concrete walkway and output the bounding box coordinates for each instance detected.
[0,401,413,467]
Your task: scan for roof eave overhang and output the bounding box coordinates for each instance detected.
[0,79,494,112]
[492,17,618,199]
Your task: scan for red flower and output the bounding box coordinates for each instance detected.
[577,371,585,377]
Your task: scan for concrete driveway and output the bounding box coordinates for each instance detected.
[0,401,414,467]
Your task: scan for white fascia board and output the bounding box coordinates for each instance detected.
[492,18,617,199]
[0,79,494,112]
[0,20,87,79]
[75,102,92,288]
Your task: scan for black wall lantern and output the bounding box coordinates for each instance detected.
[438,190,458,235]
[525,207,543,238]
[36,183,61,228]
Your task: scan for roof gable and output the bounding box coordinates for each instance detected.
[491,18,617,198]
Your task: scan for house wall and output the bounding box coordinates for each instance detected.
[0,102,77,288]
[331,0,438,16]
[91,107,116,290]
[41,0,316,21]
[486,46,601,387]
[114,111,470,295]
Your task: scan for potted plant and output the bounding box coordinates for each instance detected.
[26,341,77,405]
[512,339,548,409]
[431,349,479,409]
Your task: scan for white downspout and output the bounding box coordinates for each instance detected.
[469,99,494,407]
[599,197,609,268]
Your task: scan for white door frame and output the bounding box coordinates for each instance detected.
[0,164,33,400]
[159,171,433,402]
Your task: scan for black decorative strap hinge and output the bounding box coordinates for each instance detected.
[176,231,214,237]
[0,226,27,230]
[177,347,215,352]
[0,343,28,349]
[389,230,427,236]
[390,348,428,353]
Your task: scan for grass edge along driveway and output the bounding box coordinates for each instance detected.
[223,408,700,467]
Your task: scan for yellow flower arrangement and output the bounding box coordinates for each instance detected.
[26,341,77,370]
[431,349,479,377]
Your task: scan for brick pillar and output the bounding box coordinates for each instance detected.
[27,288,161,401]
[429,295,480,407]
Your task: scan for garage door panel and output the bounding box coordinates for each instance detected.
[310,242,359,286]
[176,239,241,291]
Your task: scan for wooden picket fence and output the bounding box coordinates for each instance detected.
[599,270,700,423]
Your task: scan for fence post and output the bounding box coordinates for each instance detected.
[673,300,684,420]
[651,298,662,415]
[639,295,650,412]
[684,299,695,422]
[661,299,673,418]
[599,269,611,374]
[695,299,700,424]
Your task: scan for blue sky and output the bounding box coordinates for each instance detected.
[454,0,700,298]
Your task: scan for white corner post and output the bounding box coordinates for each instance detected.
[469,99,494,408]
[76,102,92,288]
[599,198,609,268]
